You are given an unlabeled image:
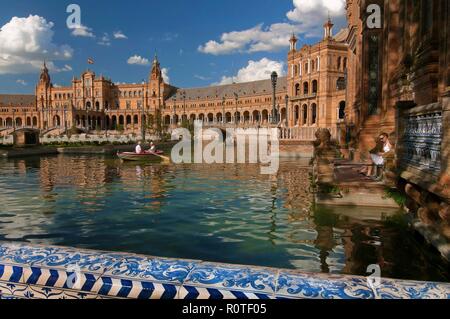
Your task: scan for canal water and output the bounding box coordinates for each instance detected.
[0,154,448,282]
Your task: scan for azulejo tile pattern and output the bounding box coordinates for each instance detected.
[0,241,449,300]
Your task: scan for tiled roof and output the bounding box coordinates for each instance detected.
[333,28,349,42]
[0,94,35,106]
[168,77,287,102]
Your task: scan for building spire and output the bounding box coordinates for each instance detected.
[289,33,298,51]
[323,15,334,39]
[153,51,159,65]
[39,60,51,87]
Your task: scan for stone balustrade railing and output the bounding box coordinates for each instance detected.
[279,126,338,141]
[0,134,159,146]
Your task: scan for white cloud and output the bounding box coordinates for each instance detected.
[98,33,111,46]
[162,68,170,84]
[162,32,179,42]
[113,31,127,39]
[212,58,285,86]
[0,15,73,74]
[286,0,346,37]
[57,64,72,72]
[16,79,27,86]
[127,55,150,66]
[194,74,211,81]
[199,0,346,55]
[71,24,95,38]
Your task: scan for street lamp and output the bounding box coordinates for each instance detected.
[234,92,238,127]
[141,80,146,140]
[222,96,226,125]
[12,109,16,132]
[173,95,177,126]
[64,106,68,135]
[271,71,278,125]
[285,95,289,127]
[182,91,186,123]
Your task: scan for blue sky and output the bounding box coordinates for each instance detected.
[0,0,347,94]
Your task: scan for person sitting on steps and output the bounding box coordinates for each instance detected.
[358,133,392,180]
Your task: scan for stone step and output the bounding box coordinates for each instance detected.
[315,189,400,208]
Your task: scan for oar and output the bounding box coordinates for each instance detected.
[149,151,171,162]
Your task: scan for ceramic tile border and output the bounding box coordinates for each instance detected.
[0,241,449,300]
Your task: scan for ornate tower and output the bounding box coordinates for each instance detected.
[148,54,165,112]
[36,62,52,128]
[289,33,298,52]
[324,17,334,39]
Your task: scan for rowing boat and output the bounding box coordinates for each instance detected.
[117,150,164,161]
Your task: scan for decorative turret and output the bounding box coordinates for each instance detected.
[323,16,334,39]
[39,61,51,88]
[150,54,163,83]
[289,33,298,51]
[36,61,52,110]
[148,53,166,112]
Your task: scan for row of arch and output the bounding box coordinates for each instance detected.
[293,104,318,126]
[0,116,39,128]
[294,80,318,96]
[74,114,154,130]
[162,109,288,126]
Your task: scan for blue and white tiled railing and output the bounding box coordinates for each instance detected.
[0,241,449,299]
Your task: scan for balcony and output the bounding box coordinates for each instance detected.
[290,93,317,101]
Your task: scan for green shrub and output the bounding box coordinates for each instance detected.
[384,187,407,207]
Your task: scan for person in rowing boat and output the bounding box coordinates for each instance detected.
[148,141,156,153]
[135,141,143,154]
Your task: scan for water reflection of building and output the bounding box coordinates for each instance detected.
[38,155,110,192]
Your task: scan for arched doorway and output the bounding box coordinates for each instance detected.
[295,83,300,96]
[280,108,287,124]
[311,103,317,124]
[252,110,260,123]
[207,113,214,123]
[225,112,232,123]
[243,111,250,123]
[26,117,32,127]
[15,117,23,127]
[6,118,13,127]
[302,104,308,125]
[33,117,38,127]
[262,110,269,123]
[112,116,117,129]
[312,80,318,94]
[339,101,346,120]
[294,105,299,125]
